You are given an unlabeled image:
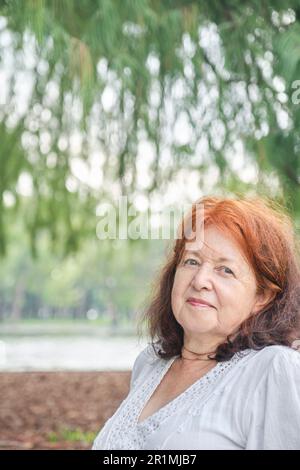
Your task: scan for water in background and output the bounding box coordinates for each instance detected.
[0,336,149,371]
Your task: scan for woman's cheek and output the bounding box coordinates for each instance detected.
[171,290,178,312]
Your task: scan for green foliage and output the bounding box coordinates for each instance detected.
[0,1,299,253]
[0,214,167,321]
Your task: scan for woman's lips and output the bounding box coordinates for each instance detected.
[186,299,213,308]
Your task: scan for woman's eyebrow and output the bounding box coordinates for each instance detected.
[216,256,236,264]
[184,250,236,264]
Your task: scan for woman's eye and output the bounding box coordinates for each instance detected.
[183,258,198,266]
[220,266,234,275]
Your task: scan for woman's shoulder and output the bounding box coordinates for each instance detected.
[257,344,300,377]
[129,341,165,389]
[223,345,300,424]
[251,344,300,368]
[238,344,300,388]
[134,341,164,364]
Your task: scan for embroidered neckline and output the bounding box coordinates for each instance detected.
[136,353,220,426]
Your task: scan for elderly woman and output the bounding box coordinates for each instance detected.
[92,196,300,450]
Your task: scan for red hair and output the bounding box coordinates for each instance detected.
[138,195,300,361]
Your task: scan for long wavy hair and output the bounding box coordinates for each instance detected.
[137,195,300,362]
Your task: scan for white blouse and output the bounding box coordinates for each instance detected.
[92,343,300,450]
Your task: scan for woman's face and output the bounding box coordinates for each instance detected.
[171,225,269,344]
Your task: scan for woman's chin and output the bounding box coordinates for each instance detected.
[182,318,217,334]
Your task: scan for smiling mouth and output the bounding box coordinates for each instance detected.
[186,300,213,308]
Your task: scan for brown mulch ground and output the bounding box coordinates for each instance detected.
[0,371,131,450]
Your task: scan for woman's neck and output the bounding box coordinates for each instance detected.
[182,336,222,360]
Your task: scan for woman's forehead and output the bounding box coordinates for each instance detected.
[182,226,243,261]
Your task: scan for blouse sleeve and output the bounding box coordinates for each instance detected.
[245,348,300,450]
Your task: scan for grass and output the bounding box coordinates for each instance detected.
[47,428,97,445]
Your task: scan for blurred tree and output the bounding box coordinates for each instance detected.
[0,0,299,255]
[0,210,167,321]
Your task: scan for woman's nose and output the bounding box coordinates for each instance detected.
[191,263,213,290]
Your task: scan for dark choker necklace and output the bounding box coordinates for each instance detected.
[182,345,216,360]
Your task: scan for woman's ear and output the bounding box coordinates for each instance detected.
[252,288,276,315]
